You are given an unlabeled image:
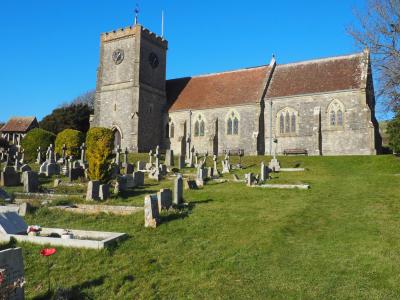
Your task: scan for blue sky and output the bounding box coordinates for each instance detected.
[0,0,389,121]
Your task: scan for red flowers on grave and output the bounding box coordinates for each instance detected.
[40,248,56,257]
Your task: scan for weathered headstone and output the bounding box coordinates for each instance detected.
[0,212,28,234]
[144,194,159,228]
[174,175,183,205]
[178,155,185,169]
[86,181,100,201]
[157,188,172,212]
[53,178,62,187]
[22,171,38,193]
[133,171,144,186]
[99,184,110,200]
[0,247,25,300]
[125,163,134,175]
[1,166,20,187]
[268,158,281,172]
[19,164,31,173]
[69,167,85,182]
[165,149,174,167]
[245,173,255,187]
[137,160,146,171]
[260,162,268,182]
[184,179,198,190]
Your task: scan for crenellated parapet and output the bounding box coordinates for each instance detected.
[101,24,167,48]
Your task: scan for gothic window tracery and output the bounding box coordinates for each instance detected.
[194,115,205,137]
[327,100,345,129]
[226,111,240,135]
[276,107,298,135]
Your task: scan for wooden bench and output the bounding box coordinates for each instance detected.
[223,149,244,156]
[283,149,308,156]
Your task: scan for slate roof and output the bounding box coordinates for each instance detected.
[166,52,366,112]
[266,53,364,98]
[0,117,38,133]
[167,66,271,112]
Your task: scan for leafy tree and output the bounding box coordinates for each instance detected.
[348,0,400,111]
[387,111,400,153]
[39,103,93,134]
[55,129,85,158]
[86,127,113,182]
[21,128,55,161]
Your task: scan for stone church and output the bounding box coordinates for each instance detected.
[91,23,381,156]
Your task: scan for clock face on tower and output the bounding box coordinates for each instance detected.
[112,49,124,65]
[148,52,159,69]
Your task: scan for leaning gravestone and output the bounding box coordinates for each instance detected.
[22,171,38,193]
[157,188,172,213]
[86,181,100,201]
[0,212,28,234]
[0,247,25,300]
[174,175,183,205]
[144,194,159,228]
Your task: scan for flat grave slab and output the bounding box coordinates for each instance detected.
[0,212,28,234]
[279,168,305,172]
[49,204,143,215]
[256,184,310,190]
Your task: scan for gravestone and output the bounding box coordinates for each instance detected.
[19,164,31,173]
[159,164,167,176]
[0,188,11,202]
[245,173,255,187]
[99,184,110,200]
[0,212,28,234]
[165,149,174,167]
[0,247,25,300]
[207,167,214,178]
[1,166,20,187]
[69,167,85,182]
[53,178,61,187]
[22,171,38,193]
[137,161,146,171]
[260,162,269,182]
[86,181,100,201]
[184,179,198,190]
[36,146,43,164]
[174,175,183,205]
[269,157,281,172]
[157,188,172,213]
[125,163,134,175]
[124,174,135,188]
[79,143,88,168]
[144,194,159,228]
[149,169,161,181]
[178,155,185,169]
[196,167,207,187]
[116,176,127,191]
[133,171,144,186]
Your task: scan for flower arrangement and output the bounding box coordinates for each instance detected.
[27,225,42,236]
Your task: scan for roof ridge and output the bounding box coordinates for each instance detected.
[277,52,363,68]
[168,65,268,81]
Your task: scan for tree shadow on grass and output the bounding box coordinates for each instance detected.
[159,198,213,225]
[117,187,158,199]
[33,276,106,300]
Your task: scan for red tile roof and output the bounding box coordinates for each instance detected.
[167,66,270,112]
[166,52,366,111]
[0,117,38,133]
[266,53,364,98]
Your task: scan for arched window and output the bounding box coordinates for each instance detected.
[226,111,239,135]
[291,113,296,133]
[280,113,284,134]
[330,111,336,126]
[227,119,233,135]
[277,107,298,136]
[233,117,239,135]
[199,120,205,136]
[194,121,200,137]
[327,100,345,129]
[337,110,343,126]
[170,122,175,138]
[165,123,170,138]
[285,112,290,133]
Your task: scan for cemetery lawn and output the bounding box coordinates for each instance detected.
[4,155,400,299]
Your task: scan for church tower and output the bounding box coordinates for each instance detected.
[91,23,168,152]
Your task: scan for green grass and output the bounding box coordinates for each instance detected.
[4,155,400,299]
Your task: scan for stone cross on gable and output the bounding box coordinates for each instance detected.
[80,143,87,162]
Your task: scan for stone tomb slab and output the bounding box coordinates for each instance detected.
[0,212,28,234]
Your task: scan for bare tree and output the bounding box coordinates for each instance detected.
[348,0,400,111]
[60,89,95,109]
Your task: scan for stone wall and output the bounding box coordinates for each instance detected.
[166,104,261,155]
[264,89,378,155]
